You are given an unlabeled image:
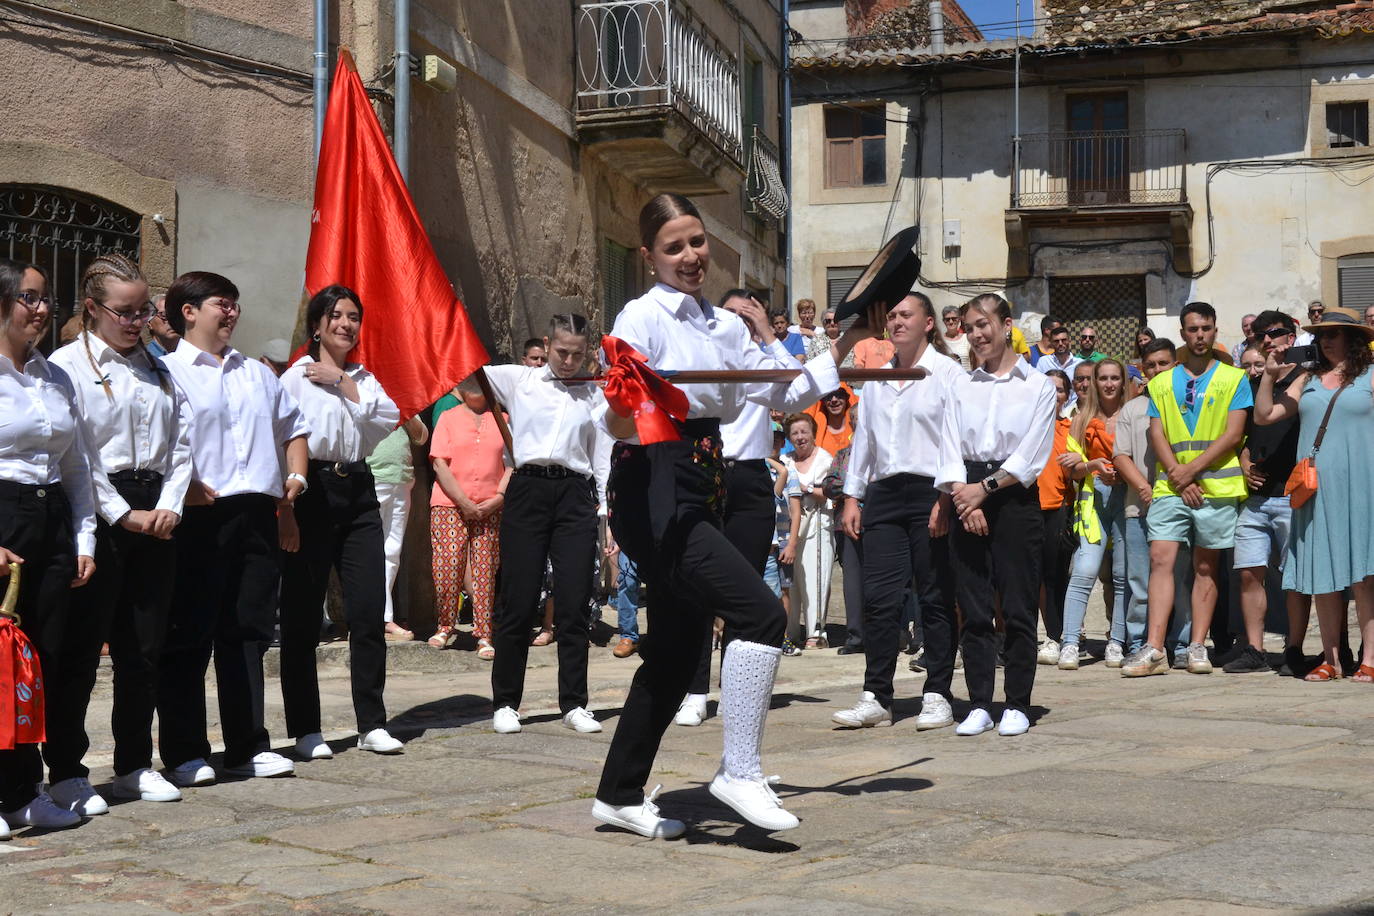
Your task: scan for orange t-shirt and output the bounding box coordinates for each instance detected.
[430,405,508,506]
[852,337,895,369]
[804,384,859,455]
[1037,417,1075,510]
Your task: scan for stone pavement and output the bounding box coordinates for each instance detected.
[4,610,1373,915]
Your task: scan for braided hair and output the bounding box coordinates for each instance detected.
[80,253,169,398]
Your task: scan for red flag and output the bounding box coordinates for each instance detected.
[306,50,488,421]
[600,336,689,444]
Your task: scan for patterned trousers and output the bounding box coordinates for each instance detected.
[431,506,501,640]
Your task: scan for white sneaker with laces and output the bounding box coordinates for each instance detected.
[591,784,686,839]
[2,792,81,829]
[1104,641,1125,668]
[673,694,707,727]
[1187,643,1213,674]
[167,758,216,788]
[708,769,799,831]
[111,768,182,802]
[955,708,995,736]
[223,751,294,779]
[914,693,954,730]
[1057,642,1080,670]
[294,733,333,760]
[48,777,109,816]
[492,706,522,734]
[1037,639,1061,665]
[562,706,602,733]
[831,691,892,728]
[359,728,404,754]
[998,709,1030,736]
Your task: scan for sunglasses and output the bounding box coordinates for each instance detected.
[1183,376,1200,411]
[822,318,838,326]
[1080,335,1096,342]
[822,393,848,402]
[1260,327,1292,339]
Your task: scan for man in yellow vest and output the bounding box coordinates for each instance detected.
[1122,302,1251,677]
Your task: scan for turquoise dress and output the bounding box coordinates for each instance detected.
[1284,367,1374,595]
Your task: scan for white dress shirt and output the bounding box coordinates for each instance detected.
[279,356,400,464]
[610,283,841,433]
[844,344,966,500]
[50,332,194,524]
[0,349,98,556]
[162,340,310,499]
[936,357,1057,491]
[481,363,611,504]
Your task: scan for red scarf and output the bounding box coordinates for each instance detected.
[600,336,690,445]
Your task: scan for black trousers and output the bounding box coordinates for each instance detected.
[951,466,1043,715]
[836,526,864,649]
[1039,504,1072,642]
[859,475,955,708]
[158,494,279,769]
[597,440,785,806]
[50,476,174,782]
[490,471,597,713]
[279,466,388,736]
[688,459,773,694]
[0,481,76,811]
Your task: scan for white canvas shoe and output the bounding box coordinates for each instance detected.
[673,694,708,727]
[294,733,333,760]
[831,691,892,728]
[592,784,686,839]
[359,728,404,754]
[492,706,522,734]
[167,758,216,788]
[709,770,799,831]
[914,693,954,730]
[223,751,294,779]
[561,707,602,733]
[47,777,109,816]
[998,709,1030,736]
[955,708,995,736]
[111,768,182,802]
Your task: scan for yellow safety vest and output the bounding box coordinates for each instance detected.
[1148,363,1248,500]
[1066,434,1102,544]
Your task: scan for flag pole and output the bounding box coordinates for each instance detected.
[551,366,929,385]
[474,368,516,458]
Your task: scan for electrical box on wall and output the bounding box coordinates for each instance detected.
[422,55,457,92]
[943,220,961,249]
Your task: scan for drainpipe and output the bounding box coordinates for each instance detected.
[929,0,945,54]
[394,0,411,181]
[781,0,791,304]
[313,0,328,161]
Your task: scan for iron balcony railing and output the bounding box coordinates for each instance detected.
[1012,128,1186,208]
[575,0,743,161]
[745,125,787,223]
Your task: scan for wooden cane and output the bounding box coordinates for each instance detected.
[473,367,516,458]
[1,563,20,625]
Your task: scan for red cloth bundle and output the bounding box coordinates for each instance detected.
[601,336,690,445]
[0,564,44,750]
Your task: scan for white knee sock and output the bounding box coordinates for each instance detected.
[719,639,781,781]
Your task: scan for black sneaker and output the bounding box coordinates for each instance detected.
[836,643,864,656]
[1221,645,1271,674]
[908,651,927,673]
[1340,644,1357,678]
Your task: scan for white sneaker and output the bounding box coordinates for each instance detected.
[2,792,81,829]
[1037,639,1061,665]
[915,693,954,730]
[998,709,1030,736]
[591,784,686,839]
[1057,642,1080,670]
[294,733,333,760]
[223,751,295,779]
[673,694,708,727]
[1187,643,1213,674]
[47,777,109,816]
[111,768,182,803]
[562,707,602,733]
[167,758,216,788]
[955,708,995,736]
[708,770,799,831]
[492,706,522,734]
[358,728,404,754]
[0,815,8,839]
[1104,641,1125,668]
[831,691,892,728]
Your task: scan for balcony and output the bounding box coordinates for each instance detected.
[1005,128,1194,274]
[744,125,787,224]
[575,0,744,195]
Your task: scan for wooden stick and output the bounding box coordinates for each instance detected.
[551,367,928,385]
[473,368,515,458]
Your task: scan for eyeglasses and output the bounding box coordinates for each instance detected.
[1260,327,1292,340]
[96,300,155,326]
[202,298,241,315]
[15,291,52,309]
[823,318,839,326]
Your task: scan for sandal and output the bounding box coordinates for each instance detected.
[427,627,455,649]
[530,627,554,647]
[476,639,495,661]
[804,637,820,649]
[1352,664,1374,683]
[1304,661,1342,682]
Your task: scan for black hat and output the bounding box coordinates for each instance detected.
[834,226,922,323]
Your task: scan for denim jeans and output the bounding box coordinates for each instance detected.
[1061,480,1127,647]
[1122,513,1192,654]
[615,551,640,641]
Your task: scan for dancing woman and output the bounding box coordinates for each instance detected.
[939,294,1057,738]
[591,193,872,838]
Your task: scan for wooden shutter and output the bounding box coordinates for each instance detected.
[826,266,864,311]
[1338,254,1374,309]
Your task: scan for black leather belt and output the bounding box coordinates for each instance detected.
[309,459,369,477]
[110,469,163,485]
[723,458,768,470]
[515,464,589,481]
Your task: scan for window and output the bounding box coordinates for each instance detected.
[742,53,764,134]
[601,238,633,324]
[1327,101,1369,149]
[824,105,885,188]
[826,266,864,311]
[1066,92,1129,203]
[1338,253,1374,310]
